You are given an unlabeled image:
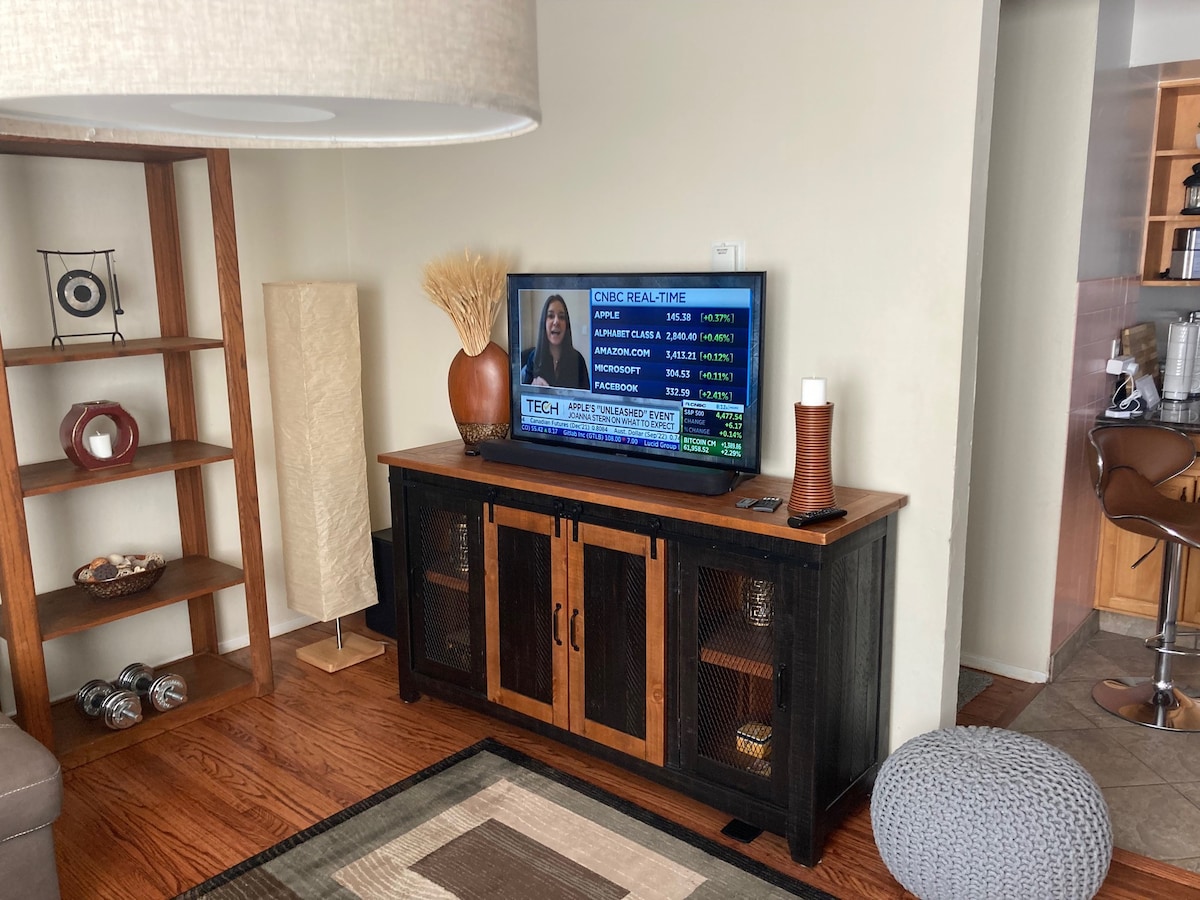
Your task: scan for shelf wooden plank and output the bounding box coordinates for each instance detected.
[2,336,223,368]
[426,570,469,592]
[1147,215,1200,223]
[0,136,206,163]
[11,556,245,641]
[1155,149,1200,159]
[1144,278,1200,287]
[699,619,774,679]
[19,440,233,497]
[50,652,257,770]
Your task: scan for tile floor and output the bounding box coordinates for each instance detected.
[1010,629,1200,873]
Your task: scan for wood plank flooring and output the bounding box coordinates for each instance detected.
[54,623,1200,899]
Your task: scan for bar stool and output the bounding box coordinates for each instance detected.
[1089,424,1200,731]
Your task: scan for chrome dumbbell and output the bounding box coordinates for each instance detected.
[75,678,143,730]
[116,662,188,712]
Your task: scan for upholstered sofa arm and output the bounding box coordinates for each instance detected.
[0,714,62,899]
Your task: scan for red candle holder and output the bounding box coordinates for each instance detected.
[59,400,139,470]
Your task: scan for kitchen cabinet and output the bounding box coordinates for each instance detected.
[381,441,905,865]
[1095,473,1197,621]
[0,137,273,767]
[1142,78,1200,285]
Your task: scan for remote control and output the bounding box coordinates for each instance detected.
[750,496,783,513]
[787,507,847,527]
[735,497,758,509]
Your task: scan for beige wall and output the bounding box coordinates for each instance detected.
[0,1,998,746]
[962,0,1104,680]
[347,0,998,743]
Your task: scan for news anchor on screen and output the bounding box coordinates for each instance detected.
[521,294,592,390]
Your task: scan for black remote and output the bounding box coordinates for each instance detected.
[750,496,782,512]
[787,507,847,527]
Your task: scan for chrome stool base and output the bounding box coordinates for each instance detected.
[1092,678,1200,731]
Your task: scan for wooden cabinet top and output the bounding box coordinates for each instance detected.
[379,441,906,546]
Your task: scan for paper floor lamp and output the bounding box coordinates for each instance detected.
[264,281,384,672]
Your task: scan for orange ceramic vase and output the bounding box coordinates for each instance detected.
[447,341,511,454]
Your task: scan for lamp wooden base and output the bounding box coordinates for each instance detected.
[296,631,385,673]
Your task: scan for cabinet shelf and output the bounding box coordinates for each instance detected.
[49,652,257,769]
[1142,79,1200,284]
[19,440,234,497]
[699,618,774,679]
[0,556,245,642]
[2,336,223,368]
[425,569,469,593]
[1143,279,1200,287]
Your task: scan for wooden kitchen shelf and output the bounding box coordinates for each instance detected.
[1141,79,1200,283]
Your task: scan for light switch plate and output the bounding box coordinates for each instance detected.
[711,241,744,271]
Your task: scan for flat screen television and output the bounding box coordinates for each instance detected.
[479,271,766,495]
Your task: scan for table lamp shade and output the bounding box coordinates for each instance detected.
[264,282,375,622]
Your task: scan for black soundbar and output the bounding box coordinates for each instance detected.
[478,439,742,496]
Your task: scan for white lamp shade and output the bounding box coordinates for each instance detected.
[264,282,376,622]
[0,0,540,147]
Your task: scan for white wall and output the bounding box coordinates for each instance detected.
[963,0,1103,680]
[1131,0,1200,66]
[347,0,998,743]
[0,1,999,746]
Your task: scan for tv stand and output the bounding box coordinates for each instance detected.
[479,439,742,495]
[378,440,907,866]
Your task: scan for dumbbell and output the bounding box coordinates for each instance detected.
[116,662,188,712]
[75,679,143,730]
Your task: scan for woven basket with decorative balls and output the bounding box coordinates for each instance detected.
[870,726,1112,900]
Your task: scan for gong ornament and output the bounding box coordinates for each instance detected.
[38,248,125,348]
[56,269,107,317]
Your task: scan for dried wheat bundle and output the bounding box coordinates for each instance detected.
[421,249,509,356]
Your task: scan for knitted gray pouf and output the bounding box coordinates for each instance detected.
[870,726,1112,900]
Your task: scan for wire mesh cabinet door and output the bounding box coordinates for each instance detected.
[399,481,487,697]
[675,539,792,802]
[483,503,666,764]
[484,504,570,728]
[568,520,665,765]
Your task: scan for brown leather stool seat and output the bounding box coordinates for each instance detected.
[1090,424,1200,730]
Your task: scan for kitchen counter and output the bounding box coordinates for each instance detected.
[1100,399,1200,432]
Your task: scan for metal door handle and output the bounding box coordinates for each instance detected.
[570,609,581,651]
[553,603,563,646]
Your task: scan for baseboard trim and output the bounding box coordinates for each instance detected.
[958,651,1048,684]
[1049,610,1099,682]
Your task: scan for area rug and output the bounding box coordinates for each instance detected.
[958,667,994,710]
[177,738,838,899]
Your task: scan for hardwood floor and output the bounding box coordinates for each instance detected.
[54,623,1200,899]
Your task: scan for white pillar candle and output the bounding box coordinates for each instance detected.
[88,433,113,459]
[800,377,827,406]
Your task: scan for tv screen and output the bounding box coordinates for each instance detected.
[487,271,765,494]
